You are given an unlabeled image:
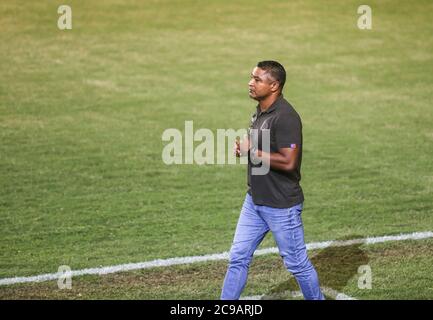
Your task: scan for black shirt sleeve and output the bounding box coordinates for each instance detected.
[274,111,302,149]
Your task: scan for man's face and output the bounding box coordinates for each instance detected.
[248,67,277,100]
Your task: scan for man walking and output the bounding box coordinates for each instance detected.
[221,61,324,300]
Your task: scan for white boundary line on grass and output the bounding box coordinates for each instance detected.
[1,231,432,287]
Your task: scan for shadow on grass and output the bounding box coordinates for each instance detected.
[263,235,369,300]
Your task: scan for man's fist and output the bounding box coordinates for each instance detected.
[234,135,250,157]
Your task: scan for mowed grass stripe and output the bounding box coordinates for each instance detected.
[1,238,432,299]
[1,231,432,286]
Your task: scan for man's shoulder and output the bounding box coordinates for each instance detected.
[276,98,301,122]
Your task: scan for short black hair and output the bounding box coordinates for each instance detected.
[257,60,286,91]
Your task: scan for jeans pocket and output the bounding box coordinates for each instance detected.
[288,205,303,228]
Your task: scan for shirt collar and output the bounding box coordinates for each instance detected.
[256,94,283,115]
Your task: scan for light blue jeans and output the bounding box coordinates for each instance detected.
[221,193,324,300]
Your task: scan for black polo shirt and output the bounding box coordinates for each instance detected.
[247,95,304,208]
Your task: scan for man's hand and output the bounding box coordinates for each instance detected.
[234,135,250,157]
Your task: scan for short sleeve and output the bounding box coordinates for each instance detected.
[274,112,302,149]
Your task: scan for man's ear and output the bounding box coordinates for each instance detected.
[270,81,280,93]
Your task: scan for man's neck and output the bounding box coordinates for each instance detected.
[259,93,281,112]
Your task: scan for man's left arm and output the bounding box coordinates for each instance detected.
[255,112,302,172]
[256,145,299,172]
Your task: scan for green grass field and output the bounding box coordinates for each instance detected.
[1,0,432,299]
